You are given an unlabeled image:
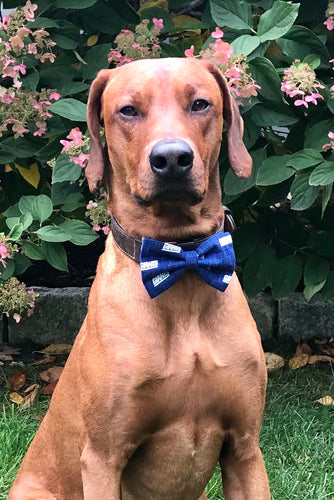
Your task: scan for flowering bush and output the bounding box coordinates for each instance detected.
[0,0,334,333]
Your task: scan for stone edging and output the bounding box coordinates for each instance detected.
[2,288,334,345]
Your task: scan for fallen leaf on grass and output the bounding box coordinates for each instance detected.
[23,384,39,409]
[41,381,58,395]
[8,371,26,391]
[38,344,72,355]
[288,354,309,370]
[30,355,56,366]
[9,392,24,405]
[0,354,13,362]
[265,353,285,372]
[316,396,334,406]
[308,355,334,365]
[39,367,63,383]
[295,340,312,356]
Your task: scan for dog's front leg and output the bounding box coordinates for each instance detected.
[219,444,270,500]
[80,439,122,500]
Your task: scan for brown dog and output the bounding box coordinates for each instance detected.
[8,58,270,500]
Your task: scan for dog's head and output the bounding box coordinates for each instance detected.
[86,58,251,235]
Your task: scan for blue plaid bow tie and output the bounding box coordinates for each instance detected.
[140,231,235,298]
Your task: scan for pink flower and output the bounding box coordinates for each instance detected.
[304,93,324,105]
[1,93,14,104]
[211,27,224,39]
[93,224,101,232]
[50,92,61,101]
[23,1,38,22]
[0,243,9,259]
[71,153,89,168]
[153,18,164,29]
[324,16,334,30]
[132,43,139,48]
[13,63,26,75]
[28,42,37,55]
[68,127,85,147]
[102,226,110,235]
[13,313,22,323]
[294,99,308,108]
[213,39,233,65]
[185,45,195,58]
[60,139,73,151]
[86,200,97,210]
[9,35,25,51]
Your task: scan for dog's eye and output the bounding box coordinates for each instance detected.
[119,105,138,117]
[191,99,210,113]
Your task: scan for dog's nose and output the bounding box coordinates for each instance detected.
[149,140,194,179]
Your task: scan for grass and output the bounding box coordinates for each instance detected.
[1,354,334,499]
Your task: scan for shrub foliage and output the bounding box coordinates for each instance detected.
[0,0,334,321]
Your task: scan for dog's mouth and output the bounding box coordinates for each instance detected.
[134,186,204,207]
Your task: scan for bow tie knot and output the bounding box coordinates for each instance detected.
[140,231,236,298]
[184,250,199,269]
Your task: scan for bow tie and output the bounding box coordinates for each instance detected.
[140,231,235,298]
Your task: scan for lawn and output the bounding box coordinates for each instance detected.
[1,357,333,499]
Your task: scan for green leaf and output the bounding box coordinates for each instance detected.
[5,217,19,230]
[1,137,43,158]
[81,44,110,80]
[304,255,329,301]
[21,71,39,91]
[26,17,60,28]
[52,153,82,184]
[321,183,332,218]
[0,150,15,164]
[18,195,35,215]
[303,54,321,70]
[304,118,334,151]
[224,148,266,195]
[256,155,295,186]
[61,192,86,212]
[257,1,300,42]
[13,253,31,276]
[290,171,319,210]
[9,223,23,241]
[248,57,284,102]
[52,34,79,49]
[58,220,98,246]
[287,148,324,170]
[23,241,45,261]
[277,26,330,63]
[304,280,327,302]
[31,195,53,224]
[209,0,252,31]
[55,0,98,8]
[231,35,260,57]
[41,241,68,272]
[59,82,90,97]
[35,225,70,243]
[51,182,80,206]
[321,271,334,300]
[309,161,334,186]
[270,255,303,299]
[233,223,261,262]
[19,212,33,231]
[1,259,15,280]
[243,245,275,297]
[48,98,87,122]
[246,104,298,127]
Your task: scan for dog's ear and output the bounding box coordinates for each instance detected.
[86,69,112,192]
[201,61,252,178]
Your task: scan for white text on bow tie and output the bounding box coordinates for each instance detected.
[140,260,159,271]
[219,235,232,247]
[162,242,182,253]
[152,272,170,287]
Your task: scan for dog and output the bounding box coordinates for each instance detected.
[8,57,270,500]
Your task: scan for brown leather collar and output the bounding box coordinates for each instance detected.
[110,207,236,263]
